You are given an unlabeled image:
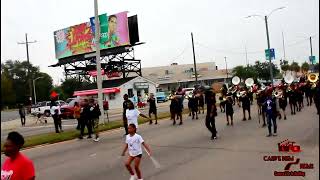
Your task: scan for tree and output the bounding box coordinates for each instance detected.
[254,61,280,81]
[289,62,300,72]
[1,60,53,106]
[1,70,16,108]
[60,77,91,99]
[301,62,310,74]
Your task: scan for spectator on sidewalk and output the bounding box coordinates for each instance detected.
[50,101,62,133]
[89,99,101,142]
[123,94,132,135]
[18,104,26,127]
[79,99,93,139]
[1,131,35,180]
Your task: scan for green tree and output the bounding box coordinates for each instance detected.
[254,61,280,80]
[1,60,53,106]
[289,62,300,72]
[301,62,310,73]
[1,70,16,108]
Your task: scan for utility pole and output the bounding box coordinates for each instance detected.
[264,16,274,87]
[18,33,37,107]
[94,0,105,124]
[309,36,314,72]
[224,56,228,78]
[191,32,198,84]
[282,31,286,61]
[245,45,248,66]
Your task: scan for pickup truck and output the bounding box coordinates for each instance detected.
[31,100,66,117]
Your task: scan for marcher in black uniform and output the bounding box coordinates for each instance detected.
[314,81,320,115]
[239,90,251,121]
[225,96,234,126]
[205,90,218,140]
[296,87,304,112]
[219,96,225,113]
[198,93,205,114]
[305,82,313,106]
[123,94,132,135]
[188,94,199,120]
[170,96,183,125]
[147,93,158,124]
[278,90,287,120]
[248,90,254,105]
[288,86,297,115]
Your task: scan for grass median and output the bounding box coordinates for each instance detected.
[1,109,194,152]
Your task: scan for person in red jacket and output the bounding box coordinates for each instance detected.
[1,131,35,180]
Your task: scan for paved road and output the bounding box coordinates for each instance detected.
[1,101,188,141]
[1,103,318,180]
[1,110,20,122]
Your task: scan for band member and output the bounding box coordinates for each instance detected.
[198,93,205,114]
[219,96,226,113]
[248,90,254,105]
[225,96,234,126]
[188,94,199,120]
[205,89,218,140]
[147,93,158,124]
[287,85,297,115]
[239,89,251,121]
[263,93,278,137]
[296,87,304,112]
[170,96,183,125]
[278,90,287,120]
[305,81,313,106]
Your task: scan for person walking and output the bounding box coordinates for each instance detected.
[225,96,234,126]
[189,94,199,120]
[121,124,152,180]
[126,101,150,131]
[89,99,101,142]
[263,93,278,137]
[205,89,218,140]
[1,131,35,180]
[18,104,26,127]
[74,102,81,130]
[79,99,93,139]
[198,93,205,114]
[240,90,252,121]
[123,94,131,135]
[50,101,62,133]
[147,93,158,124]
[278,90,287,120]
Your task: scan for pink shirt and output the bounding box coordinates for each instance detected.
[1,152,35,180]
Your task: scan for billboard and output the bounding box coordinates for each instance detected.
[54,11,130,60]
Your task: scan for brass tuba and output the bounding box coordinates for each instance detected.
[308,73,318,83]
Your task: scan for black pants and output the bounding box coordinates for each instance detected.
[306,95,313,105]
[243,107,251,119]
[205,115,217,138]
[80,119,92,137]
[20,116,26,126]
[290,102,297,114]
[267,114,277,135]
[76,118,80,130]
[53,117,62,133]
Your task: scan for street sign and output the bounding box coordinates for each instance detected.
[265,48,275,60]
[309,56,316,64]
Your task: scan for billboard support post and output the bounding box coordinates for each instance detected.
[94,0,105,124]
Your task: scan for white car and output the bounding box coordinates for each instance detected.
[31,100,66,117]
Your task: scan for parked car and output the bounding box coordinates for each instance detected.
[60,97,109,119]
[156,92,168,103]
[31,100,66,117]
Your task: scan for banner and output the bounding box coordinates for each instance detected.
[54,11,130,60]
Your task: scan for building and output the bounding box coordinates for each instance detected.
[73,76,157,109]
[141,62,231,92]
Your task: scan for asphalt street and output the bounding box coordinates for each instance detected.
[1,110,20,122]
[1,102,318,180]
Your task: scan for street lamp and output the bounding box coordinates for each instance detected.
[33,77,43,104]
[245,6,286,87]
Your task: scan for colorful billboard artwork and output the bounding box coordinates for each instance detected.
[54,22,94,59]
[90,11,130,49]
[54,11,130,60]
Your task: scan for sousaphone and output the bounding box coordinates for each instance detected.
[232,76,240,85]
[284,73,294,84]
[245,78,254,87]
[308,73,318,83]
